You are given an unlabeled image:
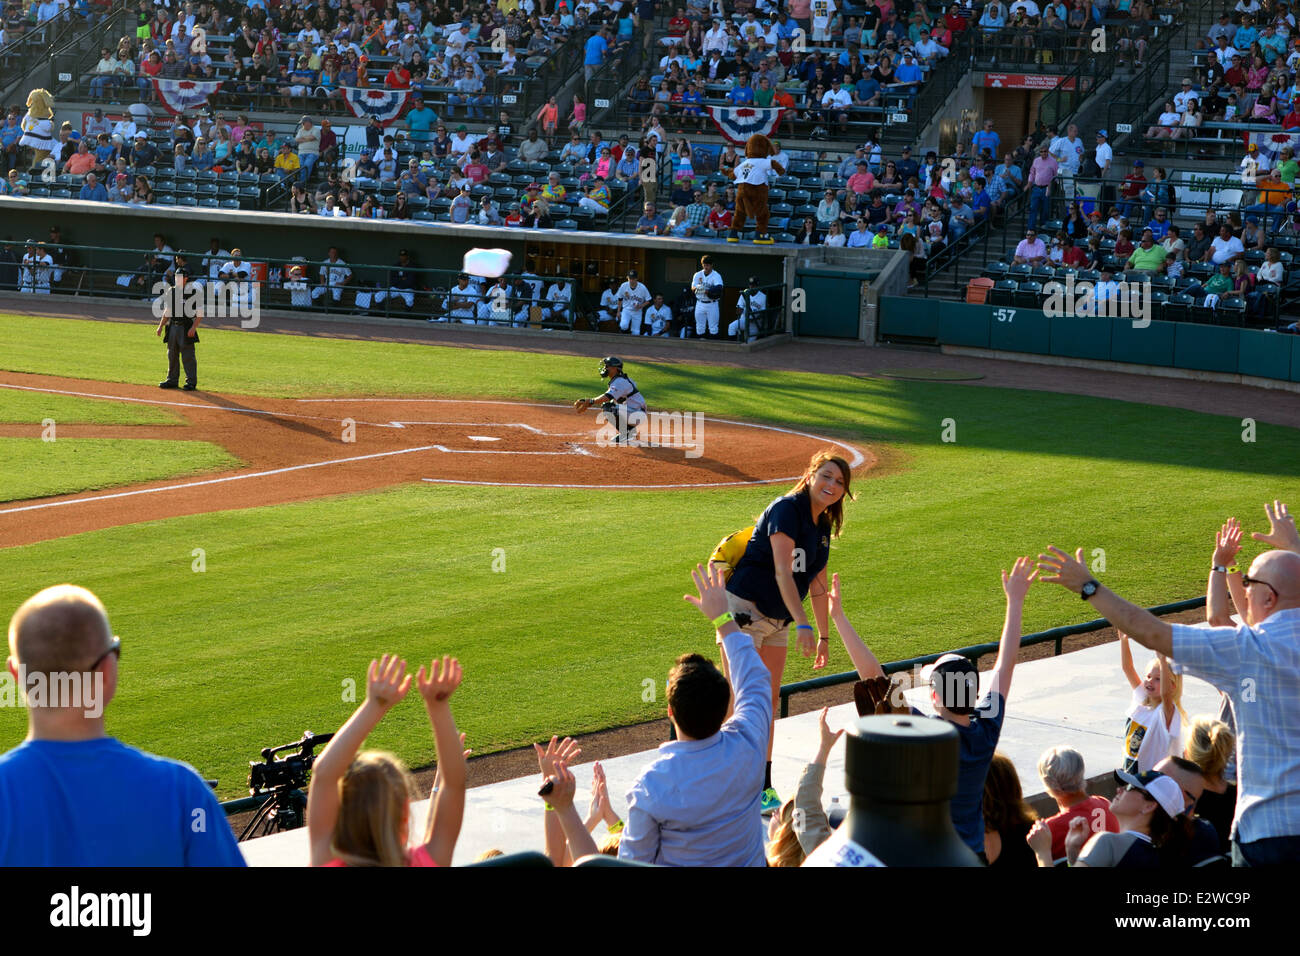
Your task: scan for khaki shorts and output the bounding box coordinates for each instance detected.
[720,592,789,649]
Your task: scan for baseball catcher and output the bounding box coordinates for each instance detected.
[573,356,646,445]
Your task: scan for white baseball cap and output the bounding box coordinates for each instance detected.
[1114,769,1184,818]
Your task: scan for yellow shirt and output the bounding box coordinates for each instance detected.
[274,152,301,174]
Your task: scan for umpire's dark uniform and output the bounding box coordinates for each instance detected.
[159,279,200,390]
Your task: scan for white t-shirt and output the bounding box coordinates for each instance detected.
[737,288,767,318]
[1010,0,1039,16]
[1050,135,1084,174]
[202,249,230,279]
[734,156,775,186]
[446,282,479,316]
[320,258,350,285]
[1094,141,1113,173]
[219,260,251,281]
[1123,684,1180,774]
[615,280,652,315]
[811,0,837,34]
[545,283,571,306]
[1210,235,1245,263]
[692,268,724,304]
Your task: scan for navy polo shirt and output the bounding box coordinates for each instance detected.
[727,488,830,623]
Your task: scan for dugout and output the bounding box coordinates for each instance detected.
[0,197,898,343]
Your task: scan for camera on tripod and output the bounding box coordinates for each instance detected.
[237,730,334,842]
[247,730,333,795]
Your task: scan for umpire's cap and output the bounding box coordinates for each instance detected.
[598,356,623,376]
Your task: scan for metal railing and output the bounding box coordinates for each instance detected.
[0,2,124,104]
[779,596,1207,717]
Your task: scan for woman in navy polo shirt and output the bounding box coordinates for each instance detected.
[724,449,854,814]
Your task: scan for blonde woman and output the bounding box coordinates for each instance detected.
[307,654,466,867]
[724,449,854,814]
[1118,631,1185,774]
[823,219,847,246]
[1184,716,1236,853]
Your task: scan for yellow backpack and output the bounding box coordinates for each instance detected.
[709,526,755,581]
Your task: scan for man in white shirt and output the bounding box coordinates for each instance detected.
[20,241,54,294]
[728,277,767,341]
[542,281,572,325]
[1094,129,1113,177]
[438,272,480,324]
[218,248,253,313]
[1206,224,1245,265]
[615,270,654,335]
[195,237,229,291]
[704,21,729,53]
[445,22,472,55]
[448,126,475,160]
[311,247,351,304]
[811,0,838,42]
[1010,0,1040,15]
[644,293,673,336]
[1212,35,1240,67]
[691,255,725,338]
[1173,79,1199,114]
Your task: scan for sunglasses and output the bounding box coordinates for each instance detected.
[89,637,122,672]
[1242,574,1279,600]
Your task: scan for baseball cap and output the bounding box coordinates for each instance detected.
[1134,159,1145,167]
[1096,129,1107,138]
[1248,143,1258,151]
[135,131,147,139]
[922,653,979,715]
[456,124,467,131]
[1114,769,1184,818]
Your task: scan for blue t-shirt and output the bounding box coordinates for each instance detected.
[971,130,1001,159]
[584,33,608,66]
[407,106,437,143]
[0,738,246,866]
[911,692,1006,855]
[855,77,881,102]
[727,488,831,622]
[79,183,109,201]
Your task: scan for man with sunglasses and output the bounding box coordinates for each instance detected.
[1037,499,1300,866]
[0,586,244,865]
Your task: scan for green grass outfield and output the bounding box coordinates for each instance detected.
[0,438,238,502]
[0,313,1297,797]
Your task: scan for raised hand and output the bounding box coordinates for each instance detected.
[1036,546,1091,593]
[534,735,582,780]
[416,655,462,706]
[544,759,578,810]
[684,562,731,622]
[366,654,411,709]
[1001,555,1038,601]
[1213,517,1243,566]
[828,572,844,619]
[1251,500,1299,553]
[1064,815,1092,863]
[1026,819,1053,856]
[817,706,844,754]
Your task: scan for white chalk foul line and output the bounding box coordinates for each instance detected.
[0,383,404,429]
[0,445,445,516]
[432,444,579,456]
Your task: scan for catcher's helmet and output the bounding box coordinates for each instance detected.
[598,356,623,377]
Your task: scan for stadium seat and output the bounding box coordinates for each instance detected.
[217,184,239,198]
[199,197,219,208]
[178,196,198,207]
[196,184,218,197]
[219,198,240,209]
[1042,219,1063,234]
[50,188,71,199]
[794,204,819,219]
[768,188,787,202]
[1014,281,1043,308]
[1162,292,1193,323]
[488,172,511,186]
[1030,265,1054,281]
[770,201,794,217]
[196,170,217,182]
[554,218,578,230]
[413,210,436,220]
[789,159,815,176]
[775,176,800,189]
[25,187,49,197]
[173,182,196,196]
[237,172,259,185]
[156,193,176,205]
[238,185,260,200]
[982,261,1009,280]
[787,189,812,204]
[1076,269,1100,283]
[1007,263,1031,280]
[989,278,1019,306]
[775,232,796,243]
[1148,275,1173,293]
[176,168,197,180]
[769,217,789,231]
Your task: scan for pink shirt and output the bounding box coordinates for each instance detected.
[1028,155,1058,186]
[1015,237,1047,261]
[848,170,876,194]
[322,845,438,867]
[573,101,587,123]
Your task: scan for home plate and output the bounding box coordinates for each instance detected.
[467,436,501,442]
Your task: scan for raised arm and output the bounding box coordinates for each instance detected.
[828,572,884,680]
[990,557,1036,700]
[544,760,600,862]
[307,655,411,866]
[770,531,814,655]
[1251,499,1300,554]
[1208,517,1245,626]
[1118,631,1140,689]
[417,656,466,867]
[1038,546,1173,657]
[533,735,582,866]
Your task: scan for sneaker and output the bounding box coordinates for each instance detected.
[760,787,782,815]
[159,380,178,389]
[181,382,197,391]
[726,229,739,243]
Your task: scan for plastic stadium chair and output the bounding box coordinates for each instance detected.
[1076,269,1100,283]
[775,175,800,189]
[775,232,797,243]
[196,170,217,182]
[413,210,436,220]
[50,188,72,199]
[982,261,1008,280]
[199,197,219,208]
[178,196,198,207]
[196,183,218,197]
[794,204,819,219]
[1014,280,1043,308]
[989,278,1019,306]
[1162,292,1193,323]
[770,201,794,217]
[219,198,240,209]
[555,218,578,230]
[769,217,789,232]
[768,188,787,202]
[1030,265,1054,281]
[217,184,239,198]
[238,185,260,200]
[156,193,176,205]
[176,168,197,180]
[787,189,812,204]
[1007,263,1031,280]
[1042,219,1064,234]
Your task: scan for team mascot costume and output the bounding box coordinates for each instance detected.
[20,88,56,167]
[728,133,785,245]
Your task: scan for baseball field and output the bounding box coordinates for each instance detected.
[1,310,1298,799]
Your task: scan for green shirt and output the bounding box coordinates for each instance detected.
[1126,243,1166,271]
[1203,272,1232,294]
[1277,158,1298,185]
[754,88,775,107]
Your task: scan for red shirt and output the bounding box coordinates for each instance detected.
[708,208,732,229]
[1062,244,1087,267]
[463,162,488,184]
[1283,111,1300,129]
[386,66,411,89]
[668,15,689,35]
[1044,796,1119,863]
[945,13,968,32]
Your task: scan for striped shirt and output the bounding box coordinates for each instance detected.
[1171,607,1300,843]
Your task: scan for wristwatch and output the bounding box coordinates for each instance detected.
[1080,579,1100,599]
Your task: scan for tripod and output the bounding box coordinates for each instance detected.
[238,787,308,842]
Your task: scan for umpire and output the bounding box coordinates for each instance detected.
[155,267,202,390]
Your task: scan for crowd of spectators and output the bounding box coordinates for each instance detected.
[3,499,1297,866]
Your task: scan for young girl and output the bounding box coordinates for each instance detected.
[307,654,466,867]
[1119,632,1184,774]
[536,96,559,145]
[568,93,586,134]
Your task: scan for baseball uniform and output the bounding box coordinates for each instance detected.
[728,288,767,340]
[692,266,725,336]
[644,301,673,336]
[615,278,654,334]
[311,255,351,303]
